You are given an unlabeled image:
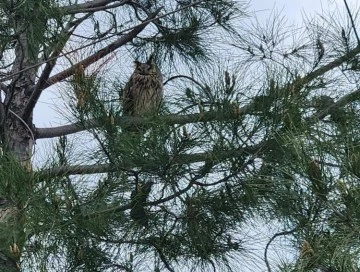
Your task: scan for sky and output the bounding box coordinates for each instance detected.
[250,0,357,22]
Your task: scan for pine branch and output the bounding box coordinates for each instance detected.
[34,107,251,139]
[309,88,360,121]
[291,44,360,89]
[36,143,263,178]
[86,166,212,216]
[35,85,360,139]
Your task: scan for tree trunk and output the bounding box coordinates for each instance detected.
[0,28,39,270]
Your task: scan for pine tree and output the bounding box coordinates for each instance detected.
[0,0,360,271]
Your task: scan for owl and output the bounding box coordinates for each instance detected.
[122,55,163,125]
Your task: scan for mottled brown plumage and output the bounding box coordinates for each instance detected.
[122,55,163,119]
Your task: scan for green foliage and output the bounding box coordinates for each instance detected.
[131,0,242,65]
[4,0,360,271]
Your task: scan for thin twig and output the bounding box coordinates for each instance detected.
[264,227,297,272]
[164,75,206,90]
[343,0,360,45]
[152,245,175,272]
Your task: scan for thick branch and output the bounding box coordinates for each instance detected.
[62,0,129,14]
[296,45,360,87]
[63,0,131,14]
[22,8,161,120]
[46,9,160,87]
[34,85,360,139]
[23,15,91,121]
[37,144,262,178]
[310,88,360,121]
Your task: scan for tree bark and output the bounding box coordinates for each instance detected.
[0,16,43,270]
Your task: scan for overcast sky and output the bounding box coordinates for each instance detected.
[250,0,357,21]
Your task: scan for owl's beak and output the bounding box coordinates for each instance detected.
[147,54,154,64]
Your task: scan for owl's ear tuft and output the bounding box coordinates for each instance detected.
[147,54,155,65]
[133,60,141,68]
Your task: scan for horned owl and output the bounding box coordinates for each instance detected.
[122,55,163,121]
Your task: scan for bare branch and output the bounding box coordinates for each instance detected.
[25,14,92,121]
[37,144,263,178]
[164,75,207,90]
[35,119,97,139]
[343,0,360,45]
[34,106,251,139]
[264,227,298,272]
[62,0,129,14]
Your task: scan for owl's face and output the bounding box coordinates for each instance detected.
[134,62,153,75]
[133,55,158,76]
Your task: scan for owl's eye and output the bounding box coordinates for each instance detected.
[136,63,153,74]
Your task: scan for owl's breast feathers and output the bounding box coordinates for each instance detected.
[123,72,163,116]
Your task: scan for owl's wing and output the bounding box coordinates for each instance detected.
[122,75,135,116]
